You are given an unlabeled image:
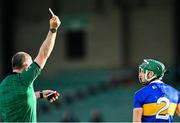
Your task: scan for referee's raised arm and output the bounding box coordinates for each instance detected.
[34,12,61,69]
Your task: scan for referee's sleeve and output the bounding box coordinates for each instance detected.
[19,62,41,87]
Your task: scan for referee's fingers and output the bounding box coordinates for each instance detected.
[50,99,53,102]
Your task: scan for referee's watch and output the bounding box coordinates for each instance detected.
[50,28,57,33]
[40,91,44,99]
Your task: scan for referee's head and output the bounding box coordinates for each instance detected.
[11,52,32,71]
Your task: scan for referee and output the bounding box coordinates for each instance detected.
[0,11,61,122]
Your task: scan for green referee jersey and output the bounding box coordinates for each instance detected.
[0,62,41,122]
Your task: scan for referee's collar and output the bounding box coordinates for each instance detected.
[12,72,18,74]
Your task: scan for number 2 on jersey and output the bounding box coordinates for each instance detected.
[156,97,170,120]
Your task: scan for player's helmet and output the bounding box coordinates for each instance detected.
[139,59,166,85]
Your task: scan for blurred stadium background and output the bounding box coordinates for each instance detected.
[0,0,180,122]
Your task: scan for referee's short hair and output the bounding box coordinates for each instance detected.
[11,52,30,69]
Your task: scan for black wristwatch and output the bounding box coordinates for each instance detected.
[50,28,57,33]
[40,91,44,99]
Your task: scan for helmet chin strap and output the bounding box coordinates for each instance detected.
[144,70,156,82]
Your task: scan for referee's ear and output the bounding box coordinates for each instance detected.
[22,63,29,70]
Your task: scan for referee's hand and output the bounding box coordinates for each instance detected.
[50,15,61,29]
[42,90,60,102]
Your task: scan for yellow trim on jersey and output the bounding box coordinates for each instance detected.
[143,102,177,116]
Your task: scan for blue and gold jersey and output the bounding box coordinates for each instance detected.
[133,81,180,122]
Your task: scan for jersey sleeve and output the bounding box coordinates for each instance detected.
[133,90,144,108]
[19,62,41,87]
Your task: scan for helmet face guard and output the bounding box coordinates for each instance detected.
[139,59,166,85]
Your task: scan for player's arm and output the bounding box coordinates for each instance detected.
[176,92,180,116]
[133,108,143,123]
[34,12,61,69]
[176,103,180,116]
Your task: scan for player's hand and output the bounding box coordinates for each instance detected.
[50,15,61,29]
[42,90,60,103]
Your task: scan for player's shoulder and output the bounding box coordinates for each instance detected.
[134,85,149,96]
[135,82,157,96]
[163,82,179,92]
[155,81,180,95]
